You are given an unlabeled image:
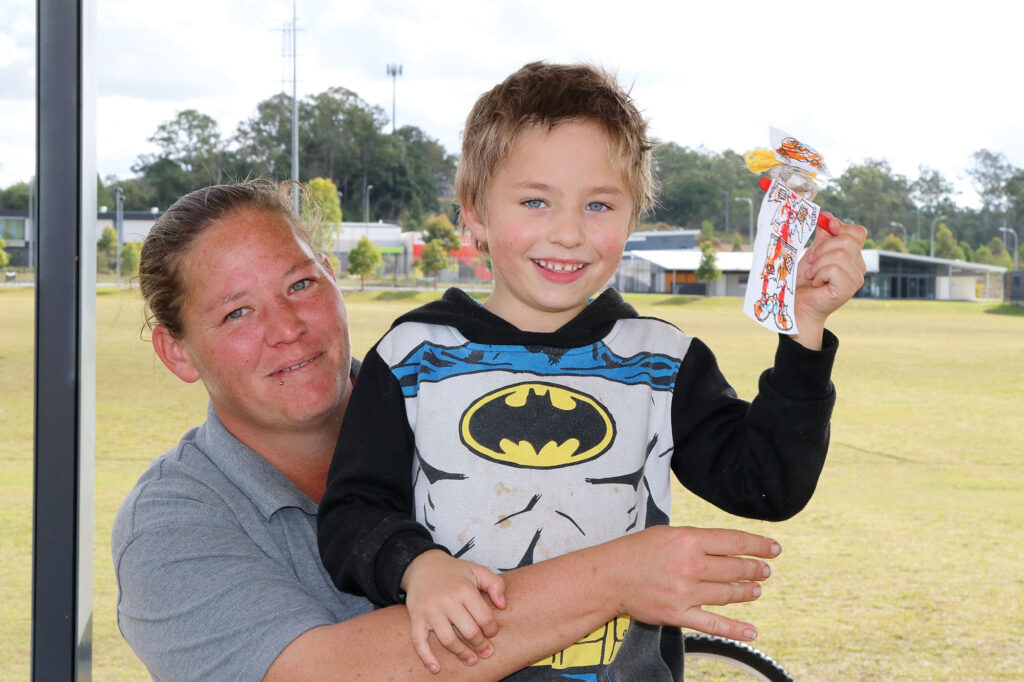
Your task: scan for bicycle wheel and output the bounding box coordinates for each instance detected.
[683,634,794,682]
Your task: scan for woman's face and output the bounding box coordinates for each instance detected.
[158,208,352,438]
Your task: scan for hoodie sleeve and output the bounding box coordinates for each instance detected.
[670,331,837,521]
[317,345,446,606]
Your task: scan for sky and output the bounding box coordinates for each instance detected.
[2,0,1022,209]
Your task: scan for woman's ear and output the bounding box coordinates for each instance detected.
[319,252,336,278]
[152,325,202,384]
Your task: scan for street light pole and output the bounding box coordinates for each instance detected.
[386,63,402,134]
[114,187,124,284]
[999,226,1019,270]
[930,214,947,258]
[889,221,906,251]
[734,196,753,247]
[364,184,373,231]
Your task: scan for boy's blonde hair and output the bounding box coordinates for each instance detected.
[455,61,656,250]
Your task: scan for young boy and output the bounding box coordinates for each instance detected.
[318,61,865,680]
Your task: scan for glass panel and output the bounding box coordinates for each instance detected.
[0,2,35,677]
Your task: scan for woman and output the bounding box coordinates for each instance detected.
[112,180,780,680]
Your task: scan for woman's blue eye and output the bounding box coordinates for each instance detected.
[226,308,246,320]
[523,199,546,209]
[291,279,310,292]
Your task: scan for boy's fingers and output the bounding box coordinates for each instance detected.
[479,569,507,610]
[465,592,499,639]
[411,626,441,674]
[433,617,477,666]
[449,608,489,658]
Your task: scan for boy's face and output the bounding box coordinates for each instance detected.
[464,120,633,333]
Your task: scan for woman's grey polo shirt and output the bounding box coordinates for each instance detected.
[112,404,372,681]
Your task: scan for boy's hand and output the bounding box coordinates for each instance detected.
[401,549,507,674]
[793,213,867,349]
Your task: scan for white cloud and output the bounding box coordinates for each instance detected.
[1,0,1023,211]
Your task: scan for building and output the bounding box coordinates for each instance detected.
[406,231,492,282]
[335,222,407,276]
[613,248,1007,301]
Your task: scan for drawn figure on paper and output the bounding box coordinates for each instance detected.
[776,136,826,172]
[753,184,815,331]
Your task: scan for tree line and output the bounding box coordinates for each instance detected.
[0,86,1021,268]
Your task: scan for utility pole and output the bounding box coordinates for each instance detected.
[114,187,124,284]
[734,196,753,247]
[279,2,301,210]
[387,63,402,134]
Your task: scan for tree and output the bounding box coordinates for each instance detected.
[0,235,9,268]
[880,233,906,253]
[986,236,1013,269]
[97,225,117,273]
[731,233,743,252]
[933,225,965,261]
[120,241,141,279]
[132,110,227,206]
[695,240,720,287]
[700,220,715,241]
[418,239,449,287]
[911,166,955,215]
[959,241,975,262]
[347,235,381,290]
[307,177,343,255]
[0,181,31,209]
[974,245,995,265]
[817,160,915,241]
[966,149,1012,218]
[421,213,461,252]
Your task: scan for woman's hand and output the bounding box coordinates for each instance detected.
[602,525,781,642]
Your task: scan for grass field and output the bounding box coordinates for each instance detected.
[1,286,1022,680]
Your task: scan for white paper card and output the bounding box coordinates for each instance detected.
[743,180,821,334]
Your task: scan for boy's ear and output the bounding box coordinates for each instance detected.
[461,203,487,247]
[152,325,202,384]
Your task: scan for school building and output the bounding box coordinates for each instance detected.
[611,248,1008,301]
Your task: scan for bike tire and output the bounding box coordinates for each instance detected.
[683,634,795,682]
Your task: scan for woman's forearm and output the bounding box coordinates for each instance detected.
[266,525,777,680]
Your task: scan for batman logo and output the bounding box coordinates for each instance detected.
[460,382,615,469]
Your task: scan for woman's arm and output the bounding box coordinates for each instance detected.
[267,524,779,680]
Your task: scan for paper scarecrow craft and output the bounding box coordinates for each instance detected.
[742,128,832,334]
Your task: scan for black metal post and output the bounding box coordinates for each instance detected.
[33,0,96,679]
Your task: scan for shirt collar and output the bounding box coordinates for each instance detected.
[195,403,319,519]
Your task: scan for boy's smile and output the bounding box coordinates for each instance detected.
[464,120,633,332]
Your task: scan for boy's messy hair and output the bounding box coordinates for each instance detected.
[455,61,656,245]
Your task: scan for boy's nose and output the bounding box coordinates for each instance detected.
[548,210,586,247]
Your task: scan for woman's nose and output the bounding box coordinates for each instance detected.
[265,297,305,344]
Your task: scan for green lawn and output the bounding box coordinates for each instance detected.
[2,287,1022,680]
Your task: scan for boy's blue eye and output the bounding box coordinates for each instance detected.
[587,202,610,212]
[523,199,546,209]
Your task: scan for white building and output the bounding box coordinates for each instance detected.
[613,249,1007,301]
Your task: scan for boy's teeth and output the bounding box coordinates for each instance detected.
[536,259,583,272]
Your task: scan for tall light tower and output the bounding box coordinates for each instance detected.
[279,1,301,210]
[387,63,402,134]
